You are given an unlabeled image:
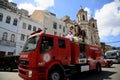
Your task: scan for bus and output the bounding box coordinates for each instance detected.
[105,50,120,63]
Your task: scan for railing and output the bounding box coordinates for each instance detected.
[0,40,16,47]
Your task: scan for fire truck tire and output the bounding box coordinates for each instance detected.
[48,69,63,80]
[95,63,101,73]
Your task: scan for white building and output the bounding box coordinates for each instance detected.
[16,15,43,55]
[0,0,43,56]
[0,8,20,56]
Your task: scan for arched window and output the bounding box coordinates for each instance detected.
[13,18,18,26]
[6,16,11,24]
[83,15,85,21]
[93,23,95,28]
[0,13,3,21]
[11,34,15,42]
[70,26,73,30]
[2,32,8,41]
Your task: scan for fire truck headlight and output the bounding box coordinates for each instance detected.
[28,70,32,78]
[43,54,50,62]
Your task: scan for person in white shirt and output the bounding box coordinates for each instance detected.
[66,31,74,41]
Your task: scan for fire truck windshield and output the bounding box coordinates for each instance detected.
[23,36,39,52]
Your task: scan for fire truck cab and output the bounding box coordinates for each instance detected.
[18,30,106,80]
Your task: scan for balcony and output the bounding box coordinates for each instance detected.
[0,40,16,47]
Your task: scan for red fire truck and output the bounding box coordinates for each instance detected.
[18,30,107,80]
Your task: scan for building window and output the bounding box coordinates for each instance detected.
[13,18,18,26]
[33,26,36,31]
[8,52,13,56]
[83,15,85,21]
[28,24,32,30]
[11,34,15,42]
[27,35,29,39]
[2,32,8,41]
[63,26,66,33]
[54,31,57,35]
[59,25,61,29]
[70,26,73,30]
[93,23,95,28]
[53,22,57,29]
[22,22,27,29]
[21,34,25,41]
[0,13,3,21]
[58,39,66,48]
[6,16,11,24]
[44,28,47,33]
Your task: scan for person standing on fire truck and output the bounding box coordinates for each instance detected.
[66,31,74,41]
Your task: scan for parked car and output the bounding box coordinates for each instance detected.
[0,55,19,71]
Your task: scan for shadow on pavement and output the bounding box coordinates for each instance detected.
[71,70,116,80]
[0,69,18,72]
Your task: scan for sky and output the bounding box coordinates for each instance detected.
[9,0,120,47]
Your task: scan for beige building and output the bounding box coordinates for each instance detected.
[77,8,100,45]
[62,8,100,46]
[31,10,66,36]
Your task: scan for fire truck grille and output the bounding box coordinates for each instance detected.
[20,60,29,65]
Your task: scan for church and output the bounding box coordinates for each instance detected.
[61,8,100,46]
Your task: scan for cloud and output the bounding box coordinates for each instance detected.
[8,0,13,2]
[18,0,54,14]
[112,27,120,36]
[94,0,120,39]
[84,7,91,19]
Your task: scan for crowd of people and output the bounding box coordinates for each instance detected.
[65,31,83,43]
[65,31,99,46]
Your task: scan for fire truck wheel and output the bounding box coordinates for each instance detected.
[48,69,63,80]
[95,63,101,73]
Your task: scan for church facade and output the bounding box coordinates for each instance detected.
[62,8,100,46]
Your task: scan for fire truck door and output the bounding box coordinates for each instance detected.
[58,39,70,64]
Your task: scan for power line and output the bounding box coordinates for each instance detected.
[106,41,120,44]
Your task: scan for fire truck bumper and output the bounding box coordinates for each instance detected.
[18,66,47,80]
